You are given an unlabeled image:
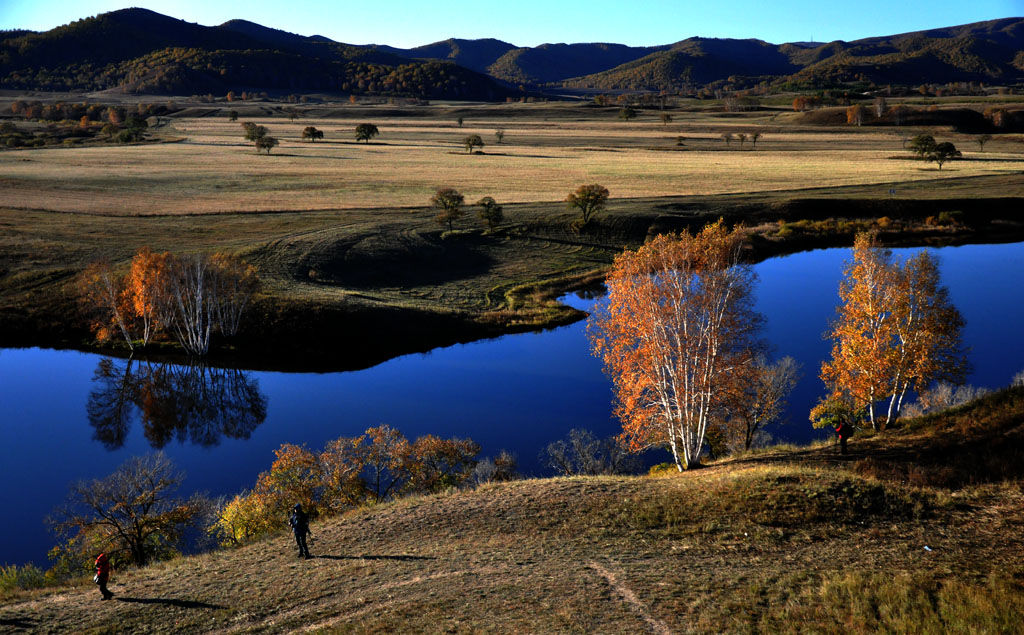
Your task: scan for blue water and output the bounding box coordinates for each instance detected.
[2,241,1022,567]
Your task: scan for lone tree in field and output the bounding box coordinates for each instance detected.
[476,196,503,231]
[228,110,238,122]
[928,142,961,170]
[660,113,673,126]
[820,231,967,431]
[255,135,279,154]
[721,132,733,146]
[566,183,609,228]
[588,220,763,471]
[618,106,637,120]
[976,134,992,152]
[494,128,505,144]
[750,131,762,148]
[302,126,323,142]
[463,134,484,153]
[51,453,206,567]
[354,123,379,144]
[431,187,465,232]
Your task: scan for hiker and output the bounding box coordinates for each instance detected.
[835,421,853,455]
[95,552,113,600]
[289,503,312,559]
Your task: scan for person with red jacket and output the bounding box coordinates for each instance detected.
[95,553,113,600]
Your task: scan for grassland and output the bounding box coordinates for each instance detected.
[2,386,1022,633]
[1,99,1023,366]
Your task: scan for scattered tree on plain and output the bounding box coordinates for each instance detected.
[431,187,465,232]
[618,106,637,120]
[301,126,323,142]
[976,134,992,152]
[737,132,748,147]
[354,123,378,143]
[456,116,464,127]
[750,131,762,148]
[476,196,503,231]
[660,113,673,126]
[255,135,278,154]
[566,183,609,228]
[928,142,961,170]
[228,110,238,122]
[463,134,484,153]
[907,134,936,159]
[494,128,505,144]
[820,231,967,430]
[721,132,733,146]
[588,220,764,470]
[51,453,206,567]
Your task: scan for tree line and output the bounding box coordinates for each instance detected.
[79,248,259,356]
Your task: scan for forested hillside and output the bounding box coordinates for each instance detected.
[2,9,1022,96]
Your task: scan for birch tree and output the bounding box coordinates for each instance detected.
[821,232,966,430]
[79,262,135,350]
[164,254,216,356]
[588,220,763,470]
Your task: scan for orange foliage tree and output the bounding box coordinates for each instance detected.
[820,231,966,431]
[588,220,763,470]
[124,247,169,346]
[209,426,480,546]
[79,261,135,349]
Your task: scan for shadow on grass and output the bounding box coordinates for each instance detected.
[116,597,225,609]
[315,554,435,562]
[0,617,36,628]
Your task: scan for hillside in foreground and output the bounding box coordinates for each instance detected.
[2,388,1023,633]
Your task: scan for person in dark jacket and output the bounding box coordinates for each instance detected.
[836,421,853,455]
[289,503,312,559]
[95,553,113,600]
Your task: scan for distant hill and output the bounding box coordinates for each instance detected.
[0,8,509,100]
[563,38,800,90]
[2,10,1022,97]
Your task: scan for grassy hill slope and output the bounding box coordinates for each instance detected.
[3,388,1023,633]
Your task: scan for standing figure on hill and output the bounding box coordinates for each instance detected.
[290,503,312,559]
[95,552,113,600]
[835,421,854,455]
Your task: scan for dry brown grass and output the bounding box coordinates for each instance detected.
[2,109,1021,215]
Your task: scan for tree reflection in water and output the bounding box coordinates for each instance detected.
[87,357,268,449]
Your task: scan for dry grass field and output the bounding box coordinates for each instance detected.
[2,105,1022,215]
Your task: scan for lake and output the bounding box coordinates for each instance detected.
[2,240,1023,567]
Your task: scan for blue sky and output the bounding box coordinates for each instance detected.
[1,0,1021,48]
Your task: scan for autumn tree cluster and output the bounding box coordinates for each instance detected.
[588,221,765,470]
[79,248,259,356]
[209,425,480,546]
[817,231,967,431]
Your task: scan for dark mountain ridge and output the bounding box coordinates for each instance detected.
[1,9,1022,97]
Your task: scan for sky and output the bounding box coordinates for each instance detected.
[1,0,1022,48]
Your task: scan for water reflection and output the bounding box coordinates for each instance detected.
[87,357,268,449]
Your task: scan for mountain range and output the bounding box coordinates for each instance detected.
[1,9,1022,97]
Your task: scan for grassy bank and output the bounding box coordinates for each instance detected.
[2,387,1022,632]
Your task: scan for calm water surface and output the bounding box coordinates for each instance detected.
[2,241,1022,567]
